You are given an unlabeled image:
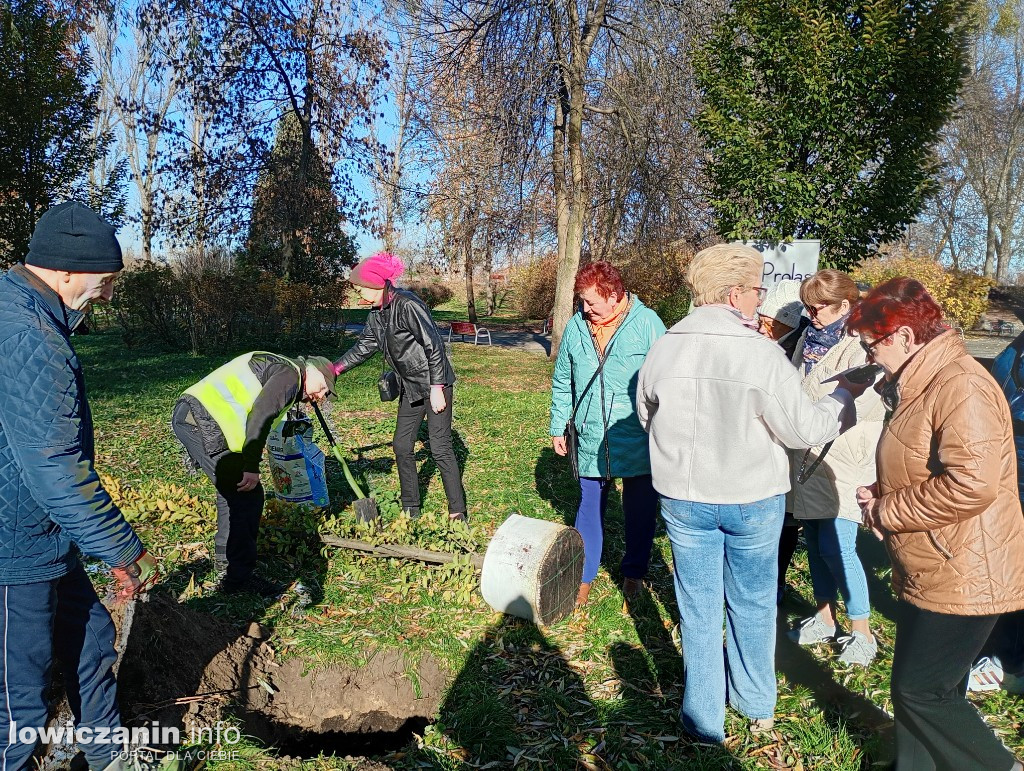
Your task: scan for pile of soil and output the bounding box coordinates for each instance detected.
[40,592,446,769]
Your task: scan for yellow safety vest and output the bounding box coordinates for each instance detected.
[183,352,302,453]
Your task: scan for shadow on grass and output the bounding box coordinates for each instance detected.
[774,618,894,763]
[608,642,737,769]
[533,447,581,526]
[434,615,599,768]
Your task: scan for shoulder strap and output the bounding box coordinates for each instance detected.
[380,282,398,373]
[569,332,618,422]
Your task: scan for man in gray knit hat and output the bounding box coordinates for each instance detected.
[0,202,177,770]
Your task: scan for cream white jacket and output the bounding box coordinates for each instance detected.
[788,332,886,522]
[637,305,851,504]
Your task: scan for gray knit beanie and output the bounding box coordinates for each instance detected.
[25,202,123,273]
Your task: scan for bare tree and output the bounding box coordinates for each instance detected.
[149,0,387,270]
[90,0,184,261]
[929,0,1024,280]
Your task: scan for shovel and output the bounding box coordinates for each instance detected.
[311,402,379,523]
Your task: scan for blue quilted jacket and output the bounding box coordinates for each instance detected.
[0,265,143,585]
[991,333,1024,502]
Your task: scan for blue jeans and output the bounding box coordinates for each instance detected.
[0,564,122,770]
[576,475,658,584]
[803,518,871,620]
[661,494,785,742]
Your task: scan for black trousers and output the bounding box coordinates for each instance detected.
[777,517,801,593]
[393,385,466,514]
[891,601,1016,771]
[981,610,1024,672]
[171,400,264,583]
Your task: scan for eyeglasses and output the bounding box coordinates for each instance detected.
[747,285,768,302]
[860,329,897,357]
[805,303,832,319]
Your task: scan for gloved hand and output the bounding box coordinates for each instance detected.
[429,386,447,414]
[112,550,159,603]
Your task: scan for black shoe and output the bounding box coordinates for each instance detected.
[402,506,421,519]
[218,573,287,598]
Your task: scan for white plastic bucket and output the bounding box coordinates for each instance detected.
[480,514,585,626]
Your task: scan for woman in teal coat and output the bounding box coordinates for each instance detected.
[550,261,666,606]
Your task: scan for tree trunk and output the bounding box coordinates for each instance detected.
[484,226,496,316]
[140,198,153,262]
[549,86,574,359]
[983,211,997,279]
[997,218,1013,284]
[462,211,478,322]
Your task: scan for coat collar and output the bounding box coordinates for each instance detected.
[668,304,764,339]
[6,263,84,334]
[571,293,645,341]
[892,330,965,407]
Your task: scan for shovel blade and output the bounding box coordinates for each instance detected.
[354,497,379,524]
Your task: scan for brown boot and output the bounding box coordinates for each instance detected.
[622,577,644,598]
[576,582,592,607]
[621,577,644,613]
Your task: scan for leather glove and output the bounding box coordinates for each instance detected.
[112,551,159,603]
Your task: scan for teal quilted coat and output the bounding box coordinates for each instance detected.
[550,297,665,479]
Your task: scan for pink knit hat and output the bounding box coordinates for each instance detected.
[349,252,405,289]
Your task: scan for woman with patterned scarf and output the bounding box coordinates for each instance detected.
[785,270,885,667]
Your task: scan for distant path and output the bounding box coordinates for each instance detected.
[343,324,552,356]
[343,324,1013,364]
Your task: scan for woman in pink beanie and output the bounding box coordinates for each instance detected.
[333,253,466,521]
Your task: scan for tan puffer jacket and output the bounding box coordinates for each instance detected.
[877,331,1024,615]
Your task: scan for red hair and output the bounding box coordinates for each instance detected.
[574,261,625,299]
[845,277,947,344]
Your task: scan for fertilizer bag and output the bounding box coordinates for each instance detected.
[265,414,330,507]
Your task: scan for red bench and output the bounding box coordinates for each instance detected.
[447,321,492,345]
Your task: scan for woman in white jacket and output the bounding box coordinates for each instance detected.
[786,271,885,666]
[637,244,862,744]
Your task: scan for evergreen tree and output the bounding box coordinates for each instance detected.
[695,0,971,268]
[0,0,107,265]
[244,110,356,283]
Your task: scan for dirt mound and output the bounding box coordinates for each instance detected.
[41,592,446,768]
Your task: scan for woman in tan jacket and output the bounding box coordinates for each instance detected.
[851,278,1024,771]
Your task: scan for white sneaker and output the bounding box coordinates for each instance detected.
[968,656,1005,692]
[787,615,838,645]
[836,631,878,666]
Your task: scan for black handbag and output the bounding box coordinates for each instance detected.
[378,285,400,402]
[564,416,581,480]
[564,338,615,481]
[378,370,399,402]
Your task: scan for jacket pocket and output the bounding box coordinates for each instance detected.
[927,530,954,561]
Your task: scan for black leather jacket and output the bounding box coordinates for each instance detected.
[335,287,456,401]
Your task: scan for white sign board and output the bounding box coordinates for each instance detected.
[740,239,821,288]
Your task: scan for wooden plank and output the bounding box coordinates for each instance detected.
[321,535,485,570]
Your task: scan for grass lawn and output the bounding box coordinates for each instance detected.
[77,329,1023,770]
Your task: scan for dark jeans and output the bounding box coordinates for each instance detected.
[891,601,1016,771]
[575,475,659,584]
[0,565,122,769]
[393,385,466,514]
[172,400,264,583]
